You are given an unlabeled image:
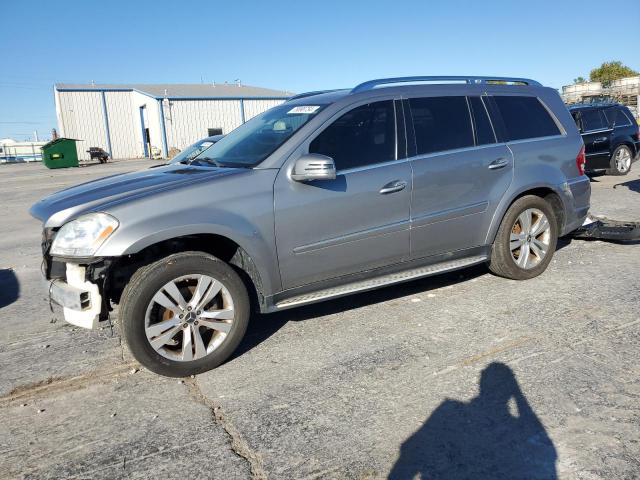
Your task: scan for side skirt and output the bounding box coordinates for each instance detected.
[264,247,489,313]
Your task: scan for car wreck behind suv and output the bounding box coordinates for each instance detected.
[31,76,591,377]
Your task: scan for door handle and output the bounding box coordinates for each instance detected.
[488,157,509,170]
[379,180,407,194]
[593,137,608,143]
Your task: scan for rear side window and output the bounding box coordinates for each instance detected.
[493,96,561,141]
[468,97,496,145]
[310,100,396,171]
[409,96,474,155]
[605,108,632,127]
[580,109,608,132]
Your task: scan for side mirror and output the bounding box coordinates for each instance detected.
[291,154,336,182]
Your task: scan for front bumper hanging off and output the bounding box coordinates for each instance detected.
[570,215,640,242]
[48,263,103,329]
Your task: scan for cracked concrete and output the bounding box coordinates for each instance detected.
[1,160,639,479]
[186,378,267,479]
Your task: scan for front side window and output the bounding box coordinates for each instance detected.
[193,104,326,167]
[309,100,396,171]
[580,109,608,132]
[493,96,561,140]
[408,96,474,155]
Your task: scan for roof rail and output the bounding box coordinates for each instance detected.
[287,89,344,101]
[351,76,542,93]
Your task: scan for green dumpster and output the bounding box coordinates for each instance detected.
[41,138,80,169]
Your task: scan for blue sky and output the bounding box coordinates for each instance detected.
[2,0,638,140]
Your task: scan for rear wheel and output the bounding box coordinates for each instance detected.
[607,145,632,176]
[489,195,558,280]
[119,251,250,377]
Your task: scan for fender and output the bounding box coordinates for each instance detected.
[485,178,570,245]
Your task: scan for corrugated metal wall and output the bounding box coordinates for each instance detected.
[104,92,138,159]
[164,98,285,151]
[243,99,284,121]
[57,91,107,160]
[57,90,286,159]
[164,99,242,151]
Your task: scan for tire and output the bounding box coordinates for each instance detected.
[489,195,558,280]
[119,251,250,377]
[606,145,633,176]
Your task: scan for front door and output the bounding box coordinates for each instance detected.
[274,99,411,290]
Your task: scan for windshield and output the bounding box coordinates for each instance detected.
[192,104,326,167]
[170,139,217,164]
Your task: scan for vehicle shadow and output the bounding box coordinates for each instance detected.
[388,362,557,480]
[232,264,488,359]
[0,268,20,309]
[613,178,640,193]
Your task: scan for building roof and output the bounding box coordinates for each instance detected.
[55,83,293,99]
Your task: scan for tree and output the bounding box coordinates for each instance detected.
[590,61,639,86]
[573,76,587,84]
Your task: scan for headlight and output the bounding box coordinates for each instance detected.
[50,213,119,257]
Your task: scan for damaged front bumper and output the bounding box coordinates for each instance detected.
[48,263,104,329]
[571,215,640,242]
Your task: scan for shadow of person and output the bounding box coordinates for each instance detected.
[389,363,557,480]
[0,268,20,309]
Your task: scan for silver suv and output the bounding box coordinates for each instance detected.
[31,76,591,377]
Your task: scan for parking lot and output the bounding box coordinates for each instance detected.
[0,159,639,479]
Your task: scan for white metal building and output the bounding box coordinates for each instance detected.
[54,83,292,160]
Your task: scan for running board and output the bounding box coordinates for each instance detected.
[275,255,488,310]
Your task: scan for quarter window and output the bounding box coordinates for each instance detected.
[309,100,396,171]
[408,96,474,155]
[604,108,632,127]
[580,109,608,132]
[493,96,561,140]
[468,97,496,145]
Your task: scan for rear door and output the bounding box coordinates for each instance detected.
[407,95,513,258]
[274,99,412,290]
[579,108,612,169]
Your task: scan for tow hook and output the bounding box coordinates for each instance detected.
[570,215,640,242]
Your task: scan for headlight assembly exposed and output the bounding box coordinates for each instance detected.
[50,213,119,257]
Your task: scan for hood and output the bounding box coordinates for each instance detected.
[30,164,242,227]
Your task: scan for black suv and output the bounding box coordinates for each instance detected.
[569,103,640,175]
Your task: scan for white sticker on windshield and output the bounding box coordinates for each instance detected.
[287,106,320,115]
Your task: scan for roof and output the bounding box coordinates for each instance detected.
[568,102,622,110]
[55,83,293,99]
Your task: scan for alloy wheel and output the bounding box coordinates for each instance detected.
[144,274,235,362]
[509,208,552,270]
[614,147,632,173]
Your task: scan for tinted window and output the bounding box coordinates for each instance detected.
[604,108,632,127]
[493,96,561,140]
[310,100,396,170]
[469,97,496,145]
[580,109,608,132]
[409,96,473,154]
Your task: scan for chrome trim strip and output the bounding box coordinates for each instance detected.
[275,255,488,309]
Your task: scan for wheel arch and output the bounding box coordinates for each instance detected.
[106,232,269,312]
[611,138,637,157]
[485,185,565,245]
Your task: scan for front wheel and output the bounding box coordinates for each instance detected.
[607,145,633,176]
[489,195,558,280]
[119,251,250,377]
